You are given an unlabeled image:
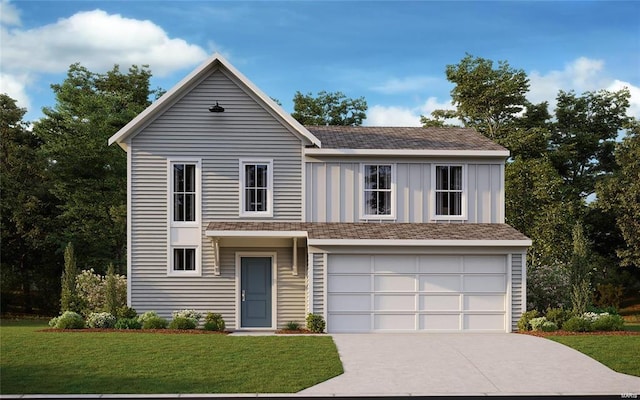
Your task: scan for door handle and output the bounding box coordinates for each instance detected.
[241,290,246,302]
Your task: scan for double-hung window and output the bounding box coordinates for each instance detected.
[240,159,273,217]
[433,165,465,219]
[168,159,201,276]
[173,163,197,222]
[362,164,394,219]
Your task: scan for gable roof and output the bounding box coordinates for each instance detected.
[205,222,531,246]
[108,53,321,149]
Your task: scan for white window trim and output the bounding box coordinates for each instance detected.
[167,158,202,227]
[166,157,202,277]
[239,158,274,218]
[360,163,396,221]
[431,164,467,221]
[168,246,201,276]
[235,252,278,330]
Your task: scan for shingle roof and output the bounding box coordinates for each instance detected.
[206,222,530,242]
[305,126,506,151]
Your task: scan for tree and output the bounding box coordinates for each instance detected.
[550,89,631,200]
[291,90,367,126]
[0,94,60,313]
[104,263,119,316]
[33,64,158,273]
[424,54,529,143]
[60,242,80,313]
[569,223,592,315]
[596,120,640,268]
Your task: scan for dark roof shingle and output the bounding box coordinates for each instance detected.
[304,126,506,151]
[206,222,529,242]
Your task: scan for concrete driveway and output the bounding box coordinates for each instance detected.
[300,333,640,396]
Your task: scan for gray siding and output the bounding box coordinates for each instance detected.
[129,68,306,324]
[306,161,504,223]
[511,253,524,331]
[312,253,325,315]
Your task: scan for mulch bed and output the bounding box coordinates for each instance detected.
[275,329,322,334]
[520,330,640,337]
[38,328,229,334]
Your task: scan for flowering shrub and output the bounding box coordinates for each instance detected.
[541,321,558,332]
[529,317,547,331]
[137,311,159,324]
[49,311,85,329]
[172,309,202,324]
[75,269,127,316]
[87,312,117,328]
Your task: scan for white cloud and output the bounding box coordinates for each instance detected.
[0,0,21,26]
[365,97,459,127]
[0,9,208,77]
[371,76,438,94]
[0,73,31,109]
[528,57,640,119]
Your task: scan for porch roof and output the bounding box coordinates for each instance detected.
[205,222,531,246]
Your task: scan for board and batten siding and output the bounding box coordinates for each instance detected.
[305,161,504,223]
[128,68,306,323]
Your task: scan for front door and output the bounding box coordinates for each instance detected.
[240,257,272,328]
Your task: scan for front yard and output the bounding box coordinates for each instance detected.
[0,320,343,394]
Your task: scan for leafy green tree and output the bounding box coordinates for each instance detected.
[104,263,119,316]
[33,64,158,273]
[424,54,529,143]
[596,120,640,268]
[291,90,367,126]
[60,242,81,313]
[550,89,631,200]
[0,94,60,313]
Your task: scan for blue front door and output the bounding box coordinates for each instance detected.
[240,257,272,328]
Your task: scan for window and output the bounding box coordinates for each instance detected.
[173,248,196,271]
[434,165,464,217]
[240,160,273,216]
[173,163,196,222]
[363,164,394,218]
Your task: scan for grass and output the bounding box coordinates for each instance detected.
[548,335,640,377]
[0,320,343,394]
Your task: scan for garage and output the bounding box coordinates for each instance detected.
[326,254,508,332]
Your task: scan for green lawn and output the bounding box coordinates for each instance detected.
[0,320,343,394]
[548,335,640,377]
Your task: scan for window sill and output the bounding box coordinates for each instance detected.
[360,215,396,221]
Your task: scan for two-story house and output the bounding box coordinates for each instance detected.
[109,54,531,333]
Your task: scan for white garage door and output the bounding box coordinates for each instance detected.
[327,254,507,332]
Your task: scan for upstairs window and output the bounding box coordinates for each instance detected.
[240,159,273,217]
[172,163,197,222]
[362,164,394,219]
[434,165,464,218]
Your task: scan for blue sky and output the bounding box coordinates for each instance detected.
[1,0,639,125]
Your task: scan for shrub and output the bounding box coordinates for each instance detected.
[285,321,301,330]
[517,310,539,332]
[541,321,558,332]
[48,316,59,327]
[76,268,127,316]
[87,312,117,328]
[529,317,547,331]
[60,242,81,313]
[50,311,85,329]
[203,313,225,331]
[544,307,570,329]
[117,306,137,319]
[169,316,197,330]
[595,283,624,309]
[563,316,593,332]
[172,309,202,325]
[526,263,570,311]
[592,314,624,331]
[306,313,325,333]
[138,311,159,324]
[142,316,168,329]
[115,318,142,330]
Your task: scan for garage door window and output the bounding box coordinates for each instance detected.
[362,164,395,219]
